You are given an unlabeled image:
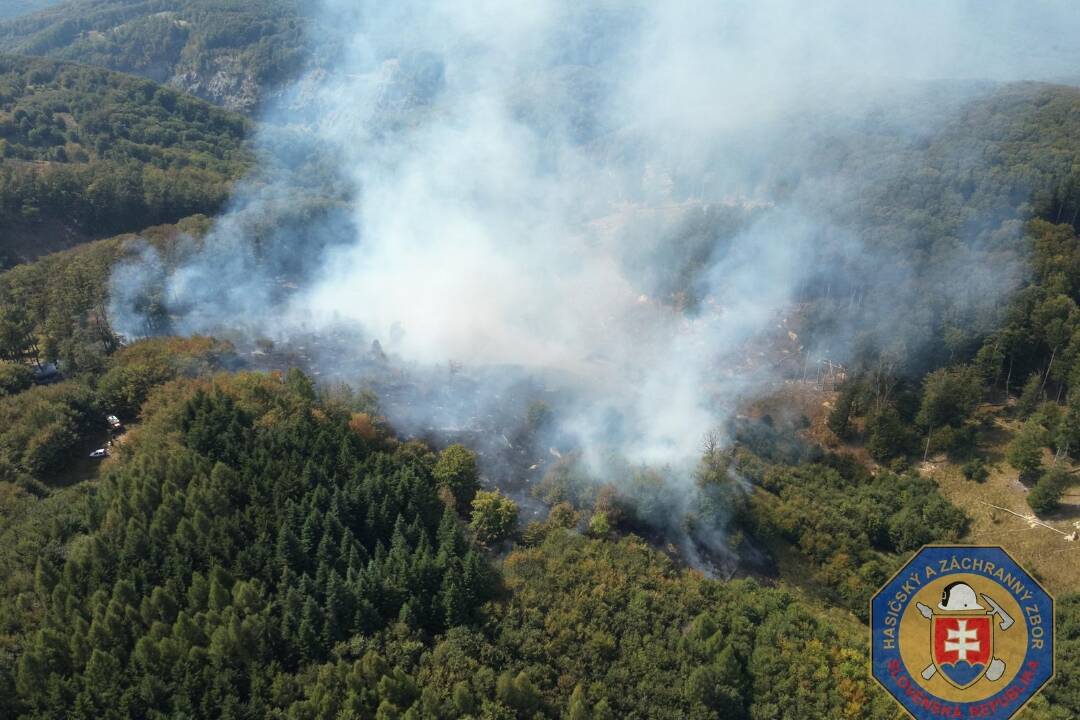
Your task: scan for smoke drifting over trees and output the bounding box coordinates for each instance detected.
[108,0,1080,563]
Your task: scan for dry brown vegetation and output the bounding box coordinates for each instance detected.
[765,381,1080,594]
[921,412,1080,594]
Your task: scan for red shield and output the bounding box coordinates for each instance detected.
[931,614,994,689]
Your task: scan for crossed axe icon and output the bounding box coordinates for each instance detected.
[915,594,1015,683]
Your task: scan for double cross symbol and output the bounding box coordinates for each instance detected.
[944,620,981,662]
[915,594,1013,683]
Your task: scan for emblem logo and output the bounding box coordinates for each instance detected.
[870,546,1054,719]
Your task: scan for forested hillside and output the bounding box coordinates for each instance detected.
[0,215,1074,718]
[0,216,212,367]
[0,361,903,720]
[0,0,310,113]
[0,56,249,265]
[2,6,1080,719]
[799,82,1080,375]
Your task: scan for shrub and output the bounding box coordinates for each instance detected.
[866,406,911,461]
[588,511,611,538]
[0,361,33,395]
[961,458,989,482]
[1028,466,1071,515]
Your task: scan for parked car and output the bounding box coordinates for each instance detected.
[89,448,108,459]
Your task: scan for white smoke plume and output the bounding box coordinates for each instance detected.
[109,0,1080,569]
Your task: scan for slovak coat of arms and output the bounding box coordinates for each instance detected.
[870,546,1054,720]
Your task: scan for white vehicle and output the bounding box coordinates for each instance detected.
[106,415,122,429]
[89,448,108,459]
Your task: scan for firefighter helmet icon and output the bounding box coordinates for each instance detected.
[913,582,1013,689]
[939,581,983,611]
[870,546,1055,720]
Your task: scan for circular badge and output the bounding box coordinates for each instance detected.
[870,546,1054,720]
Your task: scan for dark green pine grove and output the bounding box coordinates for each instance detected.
[0,367,901,720]
[7,370,496,719]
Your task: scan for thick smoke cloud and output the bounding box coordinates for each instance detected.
[110,1,1080,570]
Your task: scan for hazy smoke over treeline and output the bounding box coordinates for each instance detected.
[110,0,1080,568]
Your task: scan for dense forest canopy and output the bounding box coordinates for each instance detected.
[0,0,311,113]
[0,365,944,720]
[0,55,249,265]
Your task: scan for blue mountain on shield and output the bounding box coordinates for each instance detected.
[940,660,985,687]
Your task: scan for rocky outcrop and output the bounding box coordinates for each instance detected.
[171,56,264,115]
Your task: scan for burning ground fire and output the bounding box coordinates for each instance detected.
[228,294,839,578]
